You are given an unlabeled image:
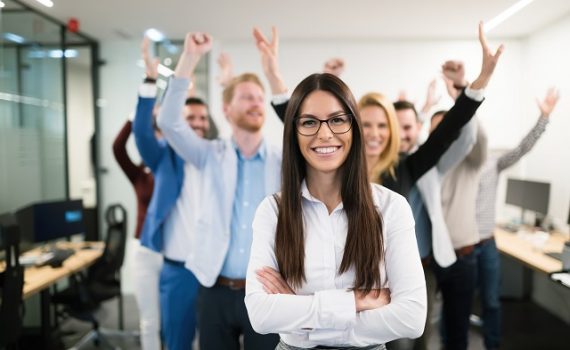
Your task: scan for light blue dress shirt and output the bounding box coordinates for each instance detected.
[220,142,267,278]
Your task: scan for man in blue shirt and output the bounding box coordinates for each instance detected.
[157,32,281,350]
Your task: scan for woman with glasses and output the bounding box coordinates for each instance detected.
[245,73,427,349]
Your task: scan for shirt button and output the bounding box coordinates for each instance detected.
[239,248,245,254]
[242,225,247,230]
[243,201,249,207]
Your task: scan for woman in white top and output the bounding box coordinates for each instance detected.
[245,73,427,350]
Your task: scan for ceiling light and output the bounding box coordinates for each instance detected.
[144,28,165,42]
[0,2,6,8]
[3,32,26,44]
[484,0,535,32]
[35,0,54,7]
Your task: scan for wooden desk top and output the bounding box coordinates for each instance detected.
[495,228,565,274]
[1,241,104,299]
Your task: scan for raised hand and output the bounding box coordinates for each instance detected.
[536,87,560,117]
[183,32,213,56]
[354,288,391,312]
[252,26,287,94]
[175,32,213,79]
[442,75,460,100]
[256,267,295,295]
[217,52,234,88]
[141,36,159,80]
[442,60,466,88]
[323,58,345,77]
[470,21,505,90]
[422,78,441,113]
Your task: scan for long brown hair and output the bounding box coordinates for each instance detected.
[275,73,384,293]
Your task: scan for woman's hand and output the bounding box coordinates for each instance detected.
[354,288,391,312]
[256,267,295,295]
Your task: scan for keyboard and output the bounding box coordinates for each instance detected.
[36,248,75,267]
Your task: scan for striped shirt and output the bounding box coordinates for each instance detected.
[476,116,549,239]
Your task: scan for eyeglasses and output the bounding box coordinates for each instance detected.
[295,113,353,136]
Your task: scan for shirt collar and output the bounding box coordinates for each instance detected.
[300,179,344,212]
[232,138,267,161]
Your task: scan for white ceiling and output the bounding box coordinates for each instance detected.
[10,0,570,42]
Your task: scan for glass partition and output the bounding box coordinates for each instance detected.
[0,1,66,213]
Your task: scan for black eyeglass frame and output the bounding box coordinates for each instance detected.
[294,113,354,136]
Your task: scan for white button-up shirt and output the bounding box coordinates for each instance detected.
[245,182,427,347]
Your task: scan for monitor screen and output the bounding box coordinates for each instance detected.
[15,199,85,243]
[505,178,550,215]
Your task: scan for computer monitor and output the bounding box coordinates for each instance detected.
[505,178,550,224]
[15,199,85,244]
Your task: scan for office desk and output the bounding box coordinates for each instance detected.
[1,241,104,349]
[495,228,564,274]
[19,241,104,299]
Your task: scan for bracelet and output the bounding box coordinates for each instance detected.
[144,77,157,84]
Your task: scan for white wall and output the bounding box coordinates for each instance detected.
[99,39,145,293]
[67,58,96,207]
[520,15,570,233]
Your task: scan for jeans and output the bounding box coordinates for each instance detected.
[433,250,477,350]
[159,259,200,350]
[133,242,163,350]
[475,238,501,349]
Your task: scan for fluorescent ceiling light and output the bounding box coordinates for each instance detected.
[49,49,78,58]
[0,2,6,8]
[28,49,78,59]
[145,28,165,42]
[35,0,54,7]
[3,32,26,44]
[485,0,535,33]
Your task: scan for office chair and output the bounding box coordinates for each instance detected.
[0,217,25,349]
[52,204,129,349]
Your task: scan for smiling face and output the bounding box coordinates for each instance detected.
[224,81,265,132]
[360,105,390,159]
[396,108,422,153]
[296,90,353,178]
[184,103,209,138]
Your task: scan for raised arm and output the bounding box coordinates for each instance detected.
[436,61,477,174]
[217,52,234,88]
[496,88,558,171]
[406,22,504,182]
[157,32,214,168]
[112,121,140,183]
[132,36,164,171]
[253,27,289,121]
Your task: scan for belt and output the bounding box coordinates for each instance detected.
[477,236,495,246]
[454,245,475,258]
[216,276,246,290]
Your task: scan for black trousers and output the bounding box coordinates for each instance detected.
[198,284,279,350]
